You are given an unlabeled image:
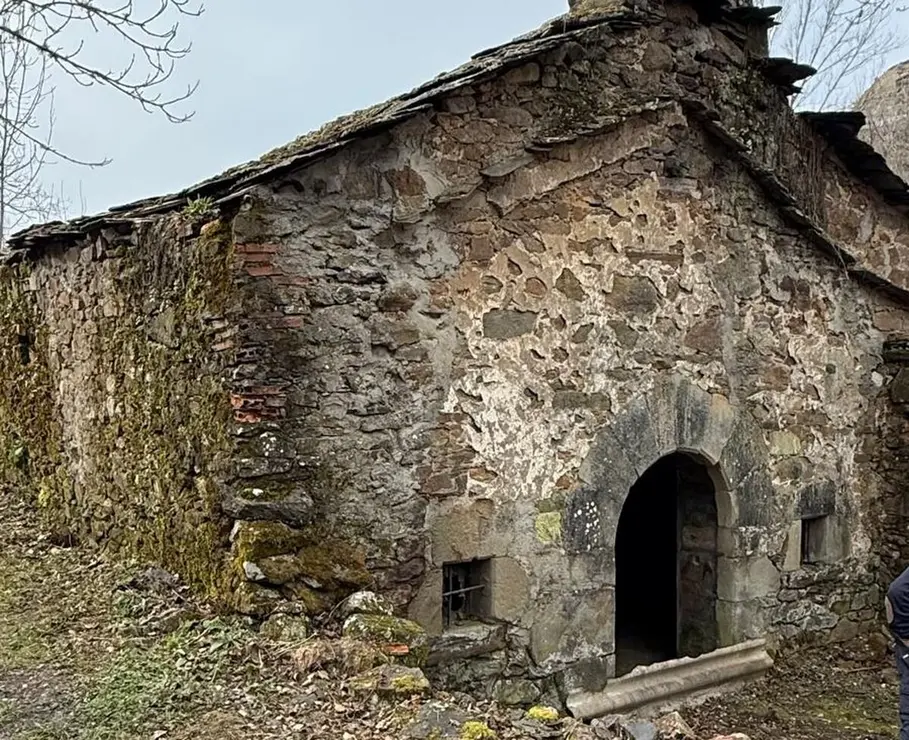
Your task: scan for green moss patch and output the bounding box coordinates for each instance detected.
[459,721,497,740]
[342,614,429,667]
[233,521,309,564]
[0,216,239,603]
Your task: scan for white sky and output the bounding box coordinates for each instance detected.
[39,0,909,220]
[41,0,564,218]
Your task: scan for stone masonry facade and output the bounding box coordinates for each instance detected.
[3,0,909,710]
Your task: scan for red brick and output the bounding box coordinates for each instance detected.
[245,264,282,277]
[238,252,275,264]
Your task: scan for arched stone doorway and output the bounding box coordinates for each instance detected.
[563,375,778,680]
[614,452,720,676]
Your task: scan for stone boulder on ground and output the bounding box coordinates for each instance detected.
[338,590,394,619]
[589,711,698,739]
[259,613,311,642]
[342,613,429,667]
[348,664,430,697]
[403,702,471,739]
[653,712,696,738]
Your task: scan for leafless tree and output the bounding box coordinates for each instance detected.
[0,1,202,243]
[760,0,907,110]
[0,19,65,242]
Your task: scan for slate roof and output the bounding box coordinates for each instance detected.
[5,0,907,258]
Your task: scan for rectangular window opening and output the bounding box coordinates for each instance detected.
[442,558,492,628]
[17,333,30,366]
[801,516,827,565]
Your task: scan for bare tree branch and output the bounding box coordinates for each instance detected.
[0,1,201,245]
[0,1,202,124]
[0,13,68,245]
[760,0,907,110]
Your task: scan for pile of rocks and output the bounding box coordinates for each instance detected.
[277,590,753,740]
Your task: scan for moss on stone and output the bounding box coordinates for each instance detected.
[389,671,430,695]
[459,721,497,740]
[0,215,242,603]
[526,705,560,722]
[256,554,305,585]
[0,265,73,549]
[342,613,429,667]
[296,539,371,590]
[230,521,372,615]
[348,664,430,697]
[233,521,309,565]
[93,217,237,598]
[233,581,285,617]
[280,582,333,616]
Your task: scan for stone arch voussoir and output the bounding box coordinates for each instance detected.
[565,375,774,556]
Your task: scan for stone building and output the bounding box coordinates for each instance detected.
[856,58,909,182]
[3,0,909,718]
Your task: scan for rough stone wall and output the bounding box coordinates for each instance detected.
[855,60,909,183]
[219,6,905,701]
[0,217,240,598]
[868,324,909,588]
[677,457,718,658]
[218,150,456,615]
[4,0,907,706]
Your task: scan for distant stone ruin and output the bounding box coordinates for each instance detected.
[856,60,909,182]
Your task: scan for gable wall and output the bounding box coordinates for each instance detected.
[222,11,909,701]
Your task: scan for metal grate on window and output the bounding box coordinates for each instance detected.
[442,559,490,627]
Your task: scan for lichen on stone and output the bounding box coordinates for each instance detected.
[459,721,497,740]
[526,705,560,722]
[534,512,563,545]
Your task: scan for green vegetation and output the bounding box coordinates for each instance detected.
[82,618,250,739]
[459,721,497,740]
[0,216,239,604]
[181,196,218,222]
[526,705,560,721]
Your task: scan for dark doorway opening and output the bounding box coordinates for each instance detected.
[614,452,719,677]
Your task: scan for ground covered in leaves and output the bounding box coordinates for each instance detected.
[687,632,899,740]
[0,492,901,739]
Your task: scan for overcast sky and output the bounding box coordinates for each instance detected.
[40,1,909,220]
[42,0,564,218]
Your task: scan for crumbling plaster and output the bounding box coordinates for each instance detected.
[232,68,889,698]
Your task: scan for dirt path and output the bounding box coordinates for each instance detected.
[0,492,900,739]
